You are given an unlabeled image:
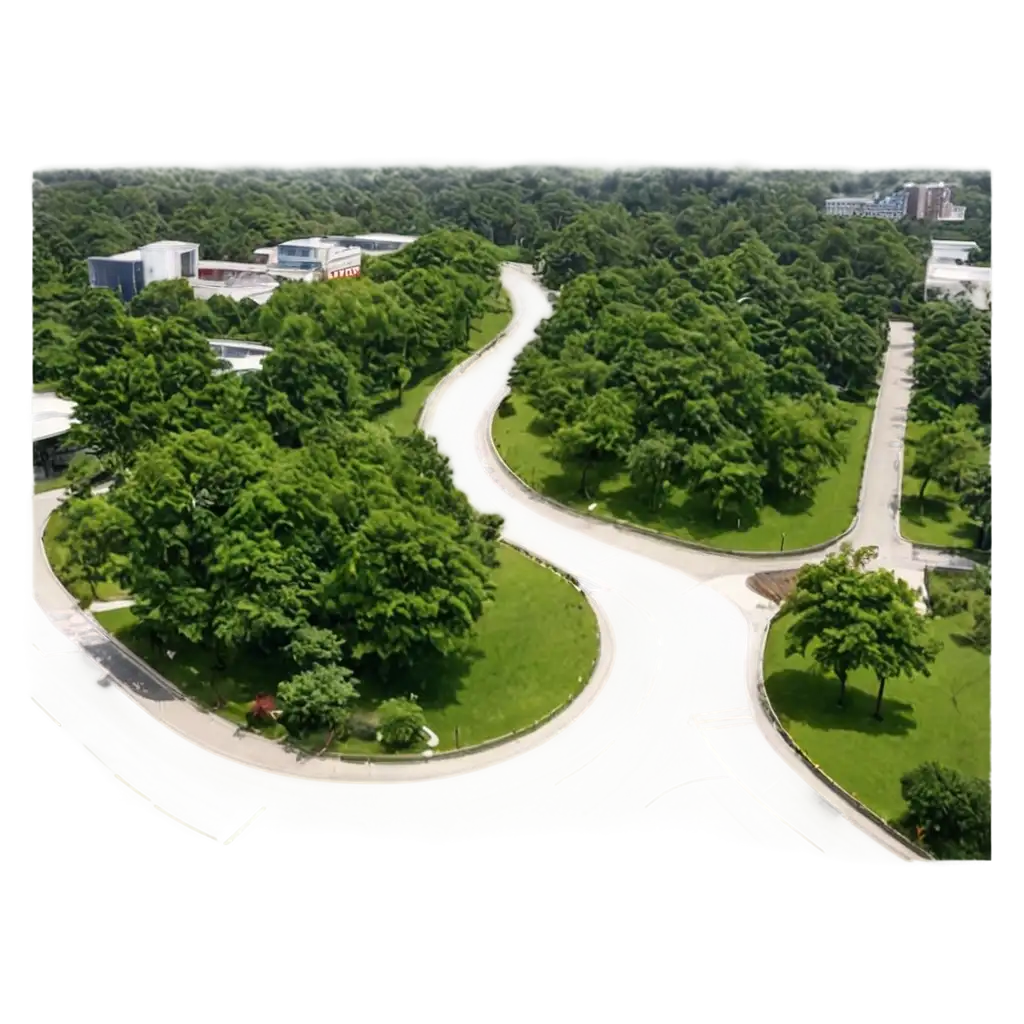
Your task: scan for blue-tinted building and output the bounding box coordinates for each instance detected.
[87,241,199,301]
[87,252,146,300]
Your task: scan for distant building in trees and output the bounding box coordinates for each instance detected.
[824,181,967,222]
[252,238,363,280]
[925,239,991,309]
[88,241,280,304]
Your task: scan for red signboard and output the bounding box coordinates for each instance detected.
[328,266,361,280]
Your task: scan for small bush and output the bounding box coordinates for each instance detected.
[248,693,277,725]
[377,697,427,751]
[278,665,359,738]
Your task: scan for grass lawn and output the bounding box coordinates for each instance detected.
[492,393,874,553]
[376,290,512,436]
[94,543,598,755]
[35,473,69,494]
[43,509,130,607]
[899,422,978,549]
[33,380,59,393]
[763,581,990,822]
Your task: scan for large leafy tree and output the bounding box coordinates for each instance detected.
[784,543,939,718]
[959,462,992,550]
[683,435,764,524]
[899,762,991,860]
[910,407,987,498]
[626,435,678,511]
[552,389,635,497]
[324,503,494,673]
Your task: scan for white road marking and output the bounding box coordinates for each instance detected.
[700,716,749,733]
[561,741,614,786]
[30,696,62,729]
[241,839,417,847]
[32,647,74,663]
[696,704,753,729]
[223,806,268,847]
[643,778,733,811]
[692,729,827,856]
[110,774,214,839]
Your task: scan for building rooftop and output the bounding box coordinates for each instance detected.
[209,339,273,355]
[351,233,419,243]
[33,393,75,443]
[198,260,273,273]
[141,240,196,250]
[94,249,143,261]
[926,264,991,284]
[278,237,339,248]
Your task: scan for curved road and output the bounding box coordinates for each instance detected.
[30,264,967,860]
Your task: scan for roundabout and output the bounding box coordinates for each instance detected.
[31,263,968,861]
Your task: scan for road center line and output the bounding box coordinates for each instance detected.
[643,778,733,811]
[223,806,268,847]
[692,729,827,856]
[30,696,62,729]
[561,741,614,786]
[111,774,212,839]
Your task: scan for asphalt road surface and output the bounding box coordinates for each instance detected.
[29,264,908,862]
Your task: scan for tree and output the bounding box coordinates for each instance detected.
[61,496,134,601]
[683,435,764,524]
[761,396,849,499]
[911,408,986,499]
[377,696,427,751]
[784,544,879,706]
[959,462,992,550]
[785,544,939,717]
[626,435,678,510]
[552,390,634,497]
[277,664,359,739]
[970,594,991,652]
[855,569,940,720]
[325,503,494,671]
[899,762,991,860]
[286,626,345,670]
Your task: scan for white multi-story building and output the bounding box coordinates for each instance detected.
[254,238,363,280]
[929,239,979,265]
[88,240,199,301]
[825,181,968,222]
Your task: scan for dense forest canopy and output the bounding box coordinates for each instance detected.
[34,165,992,695]
[33,165,990,394]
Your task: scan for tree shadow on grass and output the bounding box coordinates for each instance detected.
[766,669,917,736]
[410,644,486,710]
[902,495,954,525]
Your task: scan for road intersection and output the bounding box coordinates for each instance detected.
[29,263,971,859]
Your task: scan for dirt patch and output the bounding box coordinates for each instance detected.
[747,569,800,605]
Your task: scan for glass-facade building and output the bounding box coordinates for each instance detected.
[87,256,146,301]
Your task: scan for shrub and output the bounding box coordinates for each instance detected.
[377,696,427,751]
[248,693,277,725]
[899,762,991,860]
[278,665,359,738]
[970,594,991,652]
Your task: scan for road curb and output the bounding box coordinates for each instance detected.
[39,499,606,765]
[751,604,933,862]
[488,394,870,562]
[486,335,894,561]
